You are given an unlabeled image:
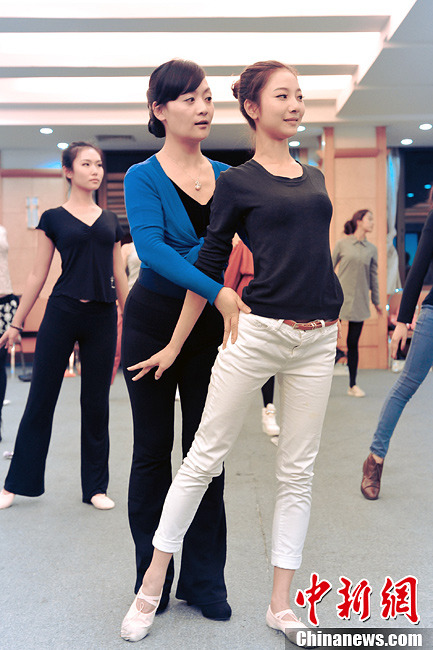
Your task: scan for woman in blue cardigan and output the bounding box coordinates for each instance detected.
[121,60,246,621]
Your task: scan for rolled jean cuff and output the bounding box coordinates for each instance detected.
[153,531,182,554]
[369,445,386,459]
[272,552,302,571]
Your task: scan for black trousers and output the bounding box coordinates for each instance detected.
[0,346,7,427]
[261,375,275,406]
[347,320,364,388]
[5,295,117,501]
[122,283,228,605]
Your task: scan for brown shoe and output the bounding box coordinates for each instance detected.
[361,453,384,500]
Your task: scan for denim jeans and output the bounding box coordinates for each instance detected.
[153,312,338,570]
[370,304,433,458]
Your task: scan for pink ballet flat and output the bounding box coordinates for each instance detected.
[266,606,308,645]
[121,588,162,642]
[0,489,15,510]
[90,494,115,510]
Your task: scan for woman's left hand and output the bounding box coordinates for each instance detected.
[214,287,251,348]
[390,322,408,359]
[128,344,180,381]
[375,304,384,316]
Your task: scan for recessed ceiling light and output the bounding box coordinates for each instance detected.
[425,184,432,190]
[401,138,413,146]
[407,192,414,198]
[419,123,432,131]
[57,142,69,150]
[40,127,53,135]
[297,126,306,132]
[289,140,300,147]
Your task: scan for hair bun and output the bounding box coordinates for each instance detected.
[231,79,240,100]
[148,114,165,139]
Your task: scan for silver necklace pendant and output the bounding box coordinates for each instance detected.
[194,179,202,191]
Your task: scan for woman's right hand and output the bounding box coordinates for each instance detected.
[128,344,180,381]
[214,286,251,348]
[0,327,20,351]
[390,321,409,359]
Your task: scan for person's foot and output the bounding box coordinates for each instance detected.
[121,587,162,641]
[391,359,405,373]
[266,606,309,645]
[0,489,15,509]
[90,494,115,510]
[361,453,384,500]
[187,600,232,620]
[347,385,366,398]
[335,348,346,364]
[262,404,280,437]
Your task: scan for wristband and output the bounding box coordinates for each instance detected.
[10,324,23,332]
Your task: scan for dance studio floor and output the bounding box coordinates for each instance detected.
[1,366,432,649]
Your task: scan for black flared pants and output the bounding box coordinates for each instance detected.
[122,283,228,606]
[5,295,117,501]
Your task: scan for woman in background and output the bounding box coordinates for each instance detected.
[0,141,128,510]
[361,205,433,499]
[0,226,17,442]
[111,236,140,384]
[332,209,382,397]
[225,237,279,439]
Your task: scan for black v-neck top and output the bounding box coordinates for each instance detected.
[37,206,124,302]
[171,180,212,238]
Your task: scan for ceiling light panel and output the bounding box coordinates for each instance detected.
[0,0,415,18]
[0,74,355,105]
[0,32,382,68]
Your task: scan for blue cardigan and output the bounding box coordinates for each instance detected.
[124,154,228,303]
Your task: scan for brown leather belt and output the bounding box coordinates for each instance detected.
[283,318,339,331]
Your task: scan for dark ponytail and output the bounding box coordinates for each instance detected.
[61,141,104,184]
[344,209,370,235]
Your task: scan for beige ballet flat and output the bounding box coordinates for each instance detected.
[121,588,162,642]
[90,494,115,510]
[0,489,15,510]
[266,606,308,645]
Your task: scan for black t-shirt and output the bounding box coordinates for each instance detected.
[196,160,343,321]
[37,206,123,302]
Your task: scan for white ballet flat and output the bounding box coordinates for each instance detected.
[121,588,162,642]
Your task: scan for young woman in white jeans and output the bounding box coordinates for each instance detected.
[121,60,343,644]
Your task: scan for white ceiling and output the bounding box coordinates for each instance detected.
[0,0,432,161]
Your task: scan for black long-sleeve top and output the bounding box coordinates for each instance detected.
[398,209,433,324]
[196,159,343,321]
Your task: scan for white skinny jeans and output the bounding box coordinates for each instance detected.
[153,312,338,570]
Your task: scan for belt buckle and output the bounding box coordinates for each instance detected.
[311,320,322,329]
